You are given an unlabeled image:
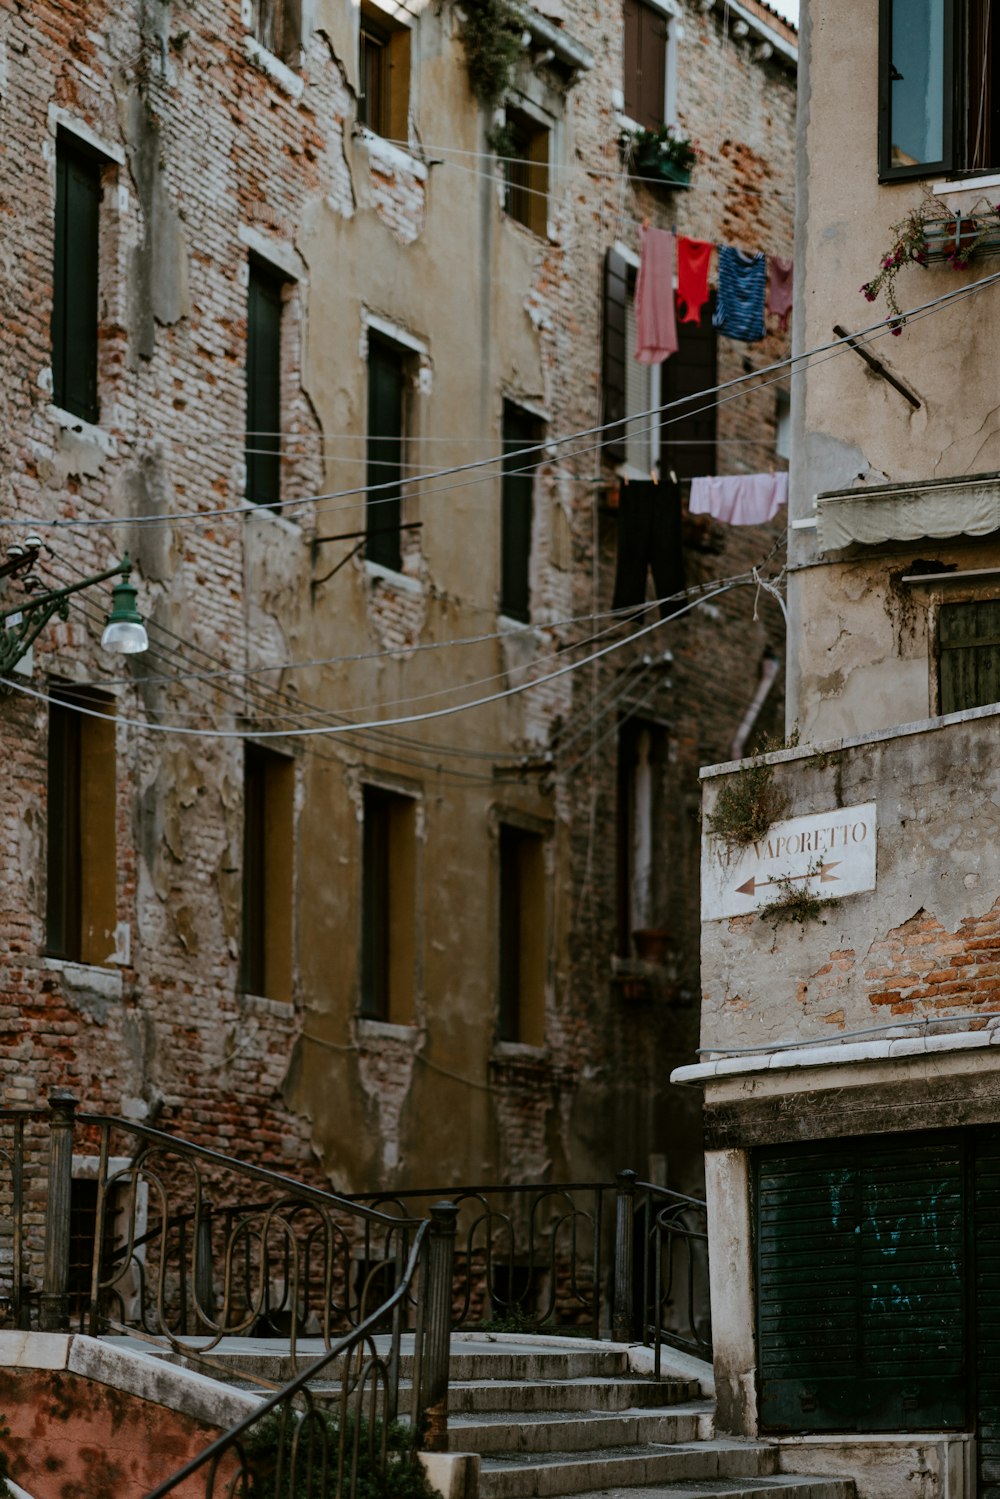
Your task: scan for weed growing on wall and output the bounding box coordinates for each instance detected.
[458,0,524,115]
[706,750,787,853]
[764,862,832,928]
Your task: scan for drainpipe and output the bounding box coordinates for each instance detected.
[730,646,781,762]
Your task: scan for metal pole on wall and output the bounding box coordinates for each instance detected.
[418,1200,458,1452]
[613,1168,637,1344]
[40,1090,78,1332]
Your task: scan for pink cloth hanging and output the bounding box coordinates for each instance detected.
[689,472,788,526]
[634,226,678,364]
[767,255,794,330]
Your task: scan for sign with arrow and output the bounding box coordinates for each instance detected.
[702,802,877,921]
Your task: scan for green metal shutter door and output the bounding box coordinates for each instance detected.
[757,1137,966,1433]
[939,600,1000,714]
[976,1134,1000,1497]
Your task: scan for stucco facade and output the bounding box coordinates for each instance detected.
[0,0,795,1220]
[692,2,1000,1494]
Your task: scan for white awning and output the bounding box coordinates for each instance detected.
[816,471,1000,551]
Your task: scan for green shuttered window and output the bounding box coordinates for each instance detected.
[756,1137,966,1433]
[52,135,101,424]
[939,599,1000,715]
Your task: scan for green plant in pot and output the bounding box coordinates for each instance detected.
[627,123,697,185]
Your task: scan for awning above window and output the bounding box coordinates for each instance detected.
[816,470,1000,551]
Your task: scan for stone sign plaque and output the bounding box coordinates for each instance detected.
[702,801,877,921]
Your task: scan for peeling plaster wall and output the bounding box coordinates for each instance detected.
[0,0,797,1204]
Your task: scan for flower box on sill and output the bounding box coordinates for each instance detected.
[920,214,1000,265]
[624,126,697,191]
[632,148,692,188]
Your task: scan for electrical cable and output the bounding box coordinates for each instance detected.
[7,265,999,534]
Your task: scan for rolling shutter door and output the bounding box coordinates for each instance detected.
[757,1136,966,1434]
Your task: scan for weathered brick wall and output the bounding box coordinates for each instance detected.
[0,0,795,1217]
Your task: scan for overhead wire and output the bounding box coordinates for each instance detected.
[8,265,1000,536]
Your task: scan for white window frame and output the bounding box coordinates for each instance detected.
[618,0,682,134]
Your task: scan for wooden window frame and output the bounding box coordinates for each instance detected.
[497,821,547,1047]
[502,105,550,239]
[52,131,103,424]
[358,2,410,141]
[46,685,117,967]
[241,742,295,1002]
[246,258,287,509]
[623,0,676,134]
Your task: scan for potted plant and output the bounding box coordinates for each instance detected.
[626,124,697,187]
[861,192,1000,329]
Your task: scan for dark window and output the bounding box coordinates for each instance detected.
[52,134,101,423]
[246,261,285,508]
[616,720,668,957]
[361,785,416,1023]
[359,5,410,139]
[366,336,406,571]
[938,598,1000,713]
[498,823,546,1045]
[47,687,117,965]
[252,0,302,64]
[501,404,542,621]
[242,743,294,1001]
[502,108,549,237]
[624,0,668,132]
[660,294,717,482]
[603,248,630,466]
[879,0,1000,178]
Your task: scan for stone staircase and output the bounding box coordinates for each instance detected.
[111,1333,855,1499]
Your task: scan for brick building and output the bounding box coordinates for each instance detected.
[0,0,795,1213]
[684,1,1000,1495]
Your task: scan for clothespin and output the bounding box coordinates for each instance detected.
[669,468,678,484]
[651,464,659,486]
[642,216,650,231]
[623,471,630,486]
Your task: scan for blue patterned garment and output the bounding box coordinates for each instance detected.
[712,246,767,342]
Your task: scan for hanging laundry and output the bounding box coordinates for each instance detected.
[634,226,678,364]
[676,237,714,324]
[690,472,788,526]
[612,478,685,617]
[767,255,794,330]
[712,246,766,342]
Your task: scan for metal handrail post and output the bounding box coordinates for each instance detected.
[40,1090,78,1331]
[418,1200,457,1452]
[612,1168,637,1343]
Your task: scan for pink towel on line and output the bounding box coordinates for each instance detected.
[689,472,788,526]
[634,226,678,364]
[767,255,794,330]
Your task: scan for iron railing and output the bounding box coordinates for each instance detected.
[143,1203,457,1498]
[0,1106,46,1328]
[355,1182,608,1338]
[614,1170,711,1368]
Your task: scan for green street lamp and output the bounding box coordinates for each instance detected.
[0,544,148,676]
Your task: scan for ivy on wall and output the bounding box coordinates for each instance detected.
[458,0,524,146]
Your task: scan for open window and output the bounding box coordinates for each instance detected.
[241,743,294,1002]
[879,0,1000,179]
[623,0,678,131]
[246,258,289,508]
[46,686,117,967]
[501,403,544,622]
[359,1,410,140]
[361,785,417,1024]
[497,823,546,1046]
[251,0,302,66]
[501,106,550,237]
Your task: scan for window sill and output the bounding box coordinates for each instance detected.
[932,171,1000,197]
[43,958,123,1000]
[491,1039,549,1063]
[242,501,302,536]
[364,559,424,594]
[356,129,428,181]
[356,1017,419,1043]
[47,404,118,457]
[242,35,304,98]
[241,991,296,1020]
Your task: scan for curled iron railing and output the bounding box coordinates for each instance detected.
[633,1178,711,1367]
[355,1182,608,1338]
[0,1108,46,1329]
[142,1213,455,1499]
[72,1111,427,1373]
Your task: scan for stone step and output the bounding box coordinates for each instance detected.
[447,1378,702,1415]
[563,1480,854,1499]
[447,1404,714,1454]
[478,1440,779,1499]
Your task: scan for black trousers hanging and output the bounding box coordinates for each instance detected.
[612,478,685,619]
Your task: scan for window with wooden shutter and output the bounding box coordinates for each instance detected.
[501,403,542,622]
[603,248,629,466]
[52,134,101,424]
[241,743,294,1002]
[938,599,1000,714]
[660,298,717,482]
[498,823,546,1046]
[246,260,285,507]
[46,687,117,966]
[359,1,410,139]
[502,107,550,237]
[252,0,302,64]
[366,335,406,571]
[623,0,668,131]
[361,785,416,1024]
